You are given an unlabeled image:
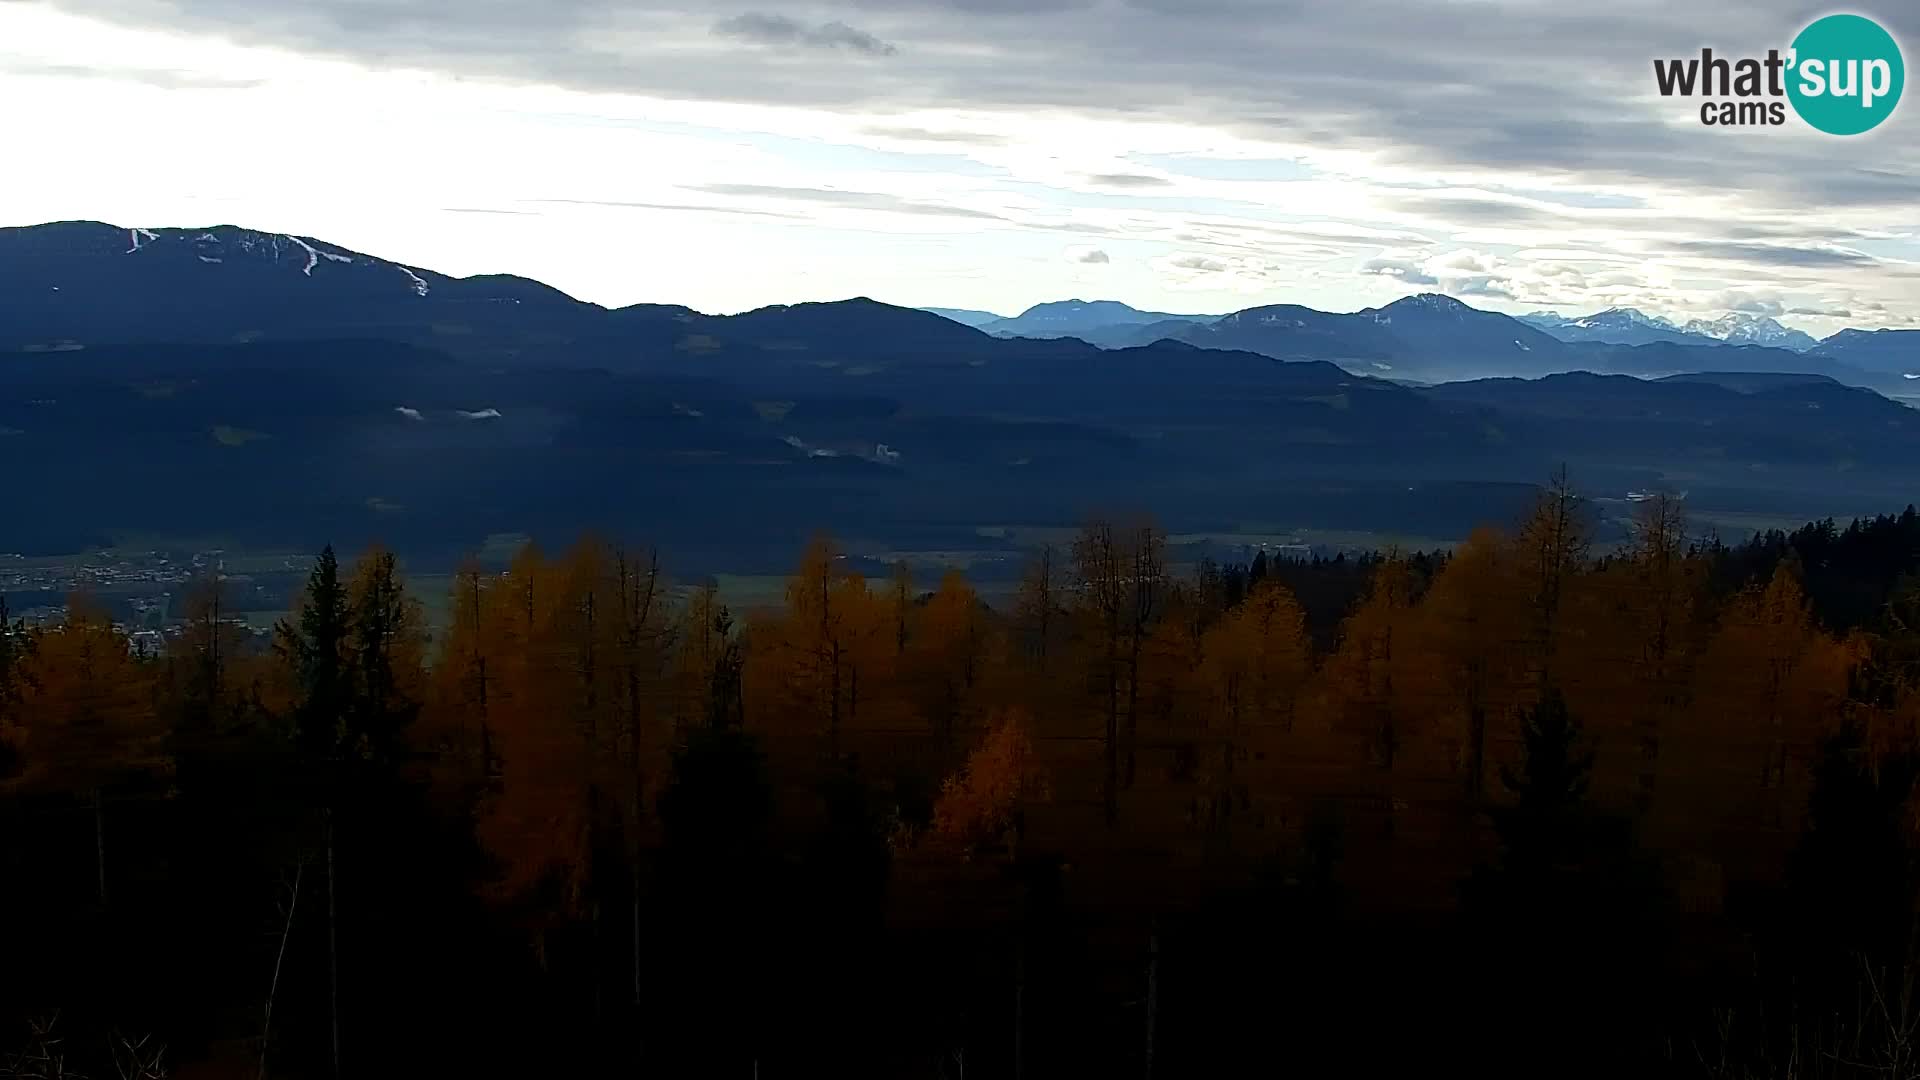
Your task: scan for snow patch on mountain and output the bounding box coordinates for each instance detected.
[1404,293,1469,315]
[1531,307,1682,333]
[1518,306,1825,350]
[1579,308,1678,330]
[1681,313,1818,351]
[397,265,431,298]
[285,235,320,276]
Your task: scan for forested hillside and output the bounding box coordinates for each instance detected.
[6,224,1918,565]
[6,488,1920,1077]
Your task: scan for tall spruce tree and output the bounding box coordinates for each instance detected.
[277,547,352,763]
[345,549,420,765]
[1495,685,1594,876]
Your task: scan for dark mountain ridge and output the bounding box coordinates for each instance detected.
[975,299,1217,340]
[1811,327,1920,377]
[7,221,1904,393]
[5,220,1916,564]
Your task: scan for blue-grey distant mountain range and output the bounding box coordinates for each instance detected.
[924,300,1900,378]
[1516,307,1821,351]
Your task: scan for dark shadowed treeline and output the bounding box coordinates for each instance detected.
[5,490,1920,1078]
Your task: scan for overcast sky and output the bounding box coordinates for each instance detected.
[2,0,1916,328]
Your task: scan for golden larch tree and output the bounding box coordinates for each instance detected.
[9,593,167,905]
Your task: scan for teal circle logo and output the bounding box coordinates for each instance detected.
[1787,14,1904,135]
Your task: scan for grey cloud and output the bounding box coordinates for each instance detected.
[1122,0,1306,15]
[1711,293,1786,316]
[686,183,1008,221]
[1068,247,1110,263]
[1451,277,1516,299]
[852,0,1096,12]
[1385,192,1566,229]
[1388,198,1902,264]
[1428,249,1497,275]
[1360,247,1572,302]
[1715,223,1863,244]
[1376,268,1439,285]
[1168,254,1231,272]
[1789,304,1853,318]
[713,12,897,55]
[1359,256,1437,285]
[32,0,1920,239]
[1771,167,1920,209]
[861,125,1008,145]
[1085,173,1172,189]
[712,12,813,43]
[1176,219,1436,251]
[1530,262,1590,284]
[530,198,807,220]
[1661,241,1877,269]
[1,58,264,89]
[811,20,897,53]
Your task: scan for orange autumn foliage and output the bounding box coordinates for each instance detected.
[931,710,1049,852]
[9,594,167,796]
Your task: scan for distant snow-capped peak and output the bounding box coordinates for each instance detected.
[1680,312,1817,351]
[1593,307,1678,330]
[1524,306,1821,351]
[1541,307,1680,331]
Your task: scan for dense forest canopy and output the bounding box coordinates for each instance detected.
[5,489,1920,1077]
